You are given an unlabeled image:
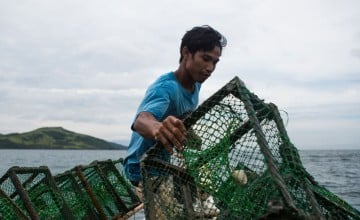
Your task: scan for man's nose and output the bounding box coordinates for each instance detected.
[205,62,215,73]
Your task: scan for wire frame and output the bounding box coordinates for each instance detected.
[0,188,29,220]
[0,166,73,219]
[0,159,143,220]
[141,76,360,220]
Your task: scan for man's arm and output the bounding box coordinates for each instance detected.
[133,112,187,153]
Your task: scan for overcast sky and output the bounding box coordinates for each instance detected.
[0,0,359,149]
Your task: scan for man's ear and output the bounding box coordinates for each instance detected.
[181,46,190,60]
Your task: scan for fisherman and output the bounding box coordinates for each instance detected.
[123,25,227,197]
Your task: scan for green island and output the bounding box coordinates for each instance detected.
[0,127,127,150]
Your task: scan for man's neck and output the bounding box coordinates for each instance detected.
[174,68,195,92]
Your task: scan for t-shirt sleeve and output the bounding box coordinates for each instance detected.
[136,84,172,121]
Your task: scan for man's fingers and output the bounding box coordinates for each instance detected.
[155,116,187,153]
[173,118,187,133]
[155,133,173,154]
[163,118,186,143]
[164,127,184,151]
[156,126,185,153]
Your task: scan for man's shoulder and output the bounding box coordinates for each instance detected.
[152,72,178,88]
[157,71,175,82]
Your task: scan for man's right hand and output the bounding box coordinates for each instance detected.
[133,112,187,154]
[153,115,187,153]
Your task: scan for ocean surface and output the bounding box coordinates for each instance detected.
[0,149,359,219]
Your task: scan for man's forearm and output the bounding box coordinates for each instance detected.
[133,112,160,139]
[134,111,187,153]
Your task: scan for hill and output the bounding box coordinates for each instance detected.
[0,127,127,150]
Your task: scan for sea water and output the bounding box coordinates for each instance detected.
[0,149,359,219]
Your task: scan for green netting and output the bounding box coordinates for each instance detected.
[141,76,360,220]
[95,160,141,210]
[0,166,73,219]
[73,164,126,218]
[73,164,122,218]
[1,76,358,220]
[54,171,99,219]
[71,160,142,219]
[0,159,142,220]
[0,188,29,220]
[114,158,136,190]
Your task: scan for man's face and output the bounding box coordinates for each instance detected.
[185,46,221,83]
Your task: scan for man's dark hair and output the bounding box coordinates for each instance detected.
[179,25,227,62]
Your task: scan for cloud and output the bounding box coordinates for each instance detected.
[0,0,359,149]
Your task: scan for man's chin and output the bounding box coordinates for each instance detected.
[197,79,206,84]
[197,76,209,83]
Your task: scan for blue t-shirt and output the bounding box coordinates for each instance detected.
[124,72,201,182]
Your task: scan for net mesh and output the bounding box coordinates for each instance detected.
[0,76,359,220]
[141,76,360,220]
[0,159,142,220]
[0,166,73,219]
[0,188,29,220]
[54,170,99,219]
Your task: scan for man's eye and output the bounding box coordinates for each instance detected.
[203,56,211,62]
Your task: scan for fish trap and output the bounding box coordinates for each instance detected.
[54,170,99,219]
[0,159,143,220]
[0,188,29,220]
[70,159,142,219]
[0,166,73,219]
[141,76,360,220]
